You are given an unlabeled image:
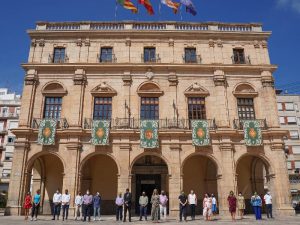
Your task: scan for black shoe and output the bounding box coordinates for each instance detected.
[52,218,55,220]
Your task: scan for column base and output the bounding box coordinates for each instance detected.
[169,208,179,218]
[5,206,22,216]
[275,207,295,216]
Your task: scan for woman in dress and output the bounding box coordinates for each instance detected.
[203,193,212,221]
[237,192,245,219]
[23,192,32,220]
[227,191,237,221]
[151,189,160,223]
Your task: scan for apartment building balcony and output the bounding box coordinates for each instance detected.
[32,118,69,129]
[0,112,19,119]
[233,119,268,130]
[0,129,7,134]
[182,54,202,64]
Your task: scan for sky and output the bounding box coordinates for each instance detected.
[0,0,300,94]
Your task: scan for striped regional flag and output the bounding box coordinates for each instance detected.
[118,0,138,13]
[139,0,155,15]
[161,0,180,13]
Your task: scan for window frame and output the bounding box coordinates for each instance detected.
[100,47,113,63]
[184,48,197,63]
[140,97,159,120]
[237,98,256,120]
[233,48,246,64]
[43,96,63,120]
[93,97,113,120]
[143,47,156,63]
[53,47,66,63]
[187,97,206,120]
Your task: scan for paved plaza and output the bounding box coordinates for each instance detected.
[0,216,299,225]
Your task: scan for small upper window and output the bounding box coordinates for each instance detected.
[285,103,294,111]
[237,98,255,120]
[184,48,198,63]
[143,47,157,63]
[277,103,283,111]
[7,137,15,144]
[100,47,114,63]
[53,47,66,63]
[290,130,299,140]
[233,48,246,64]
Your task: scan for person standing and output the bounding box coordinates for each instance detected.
[264,191,273,219]
[24,192,32,220]
[93,192,101,221]
[52,189,62,220]
[115,193,124,221]
[139,191,148,221]
[151,189,160,223]
[227,191,237,221]
[203,193,212,221]
[123,188,132,222]
[159,190,168,221]
[188,190,197,220]
[83,190,93,222]
[31,190,41,221]
[251,192,262,220]
[61,189,71,221]
[211,194,217,216]
[74,192,83,221]
[237,192,245,219]
[179,191,187,222]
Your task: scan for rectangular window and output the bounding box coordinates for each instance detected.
[295,161,300,169]
[140,97,159,120]
[93,97,112,120]
[233,48,245,64]
[100,47,113,63]
[287,162,292,170]
[0,122,4,131]
[287,117,297,125]
[237,98,255,120]
[293,146,300,154]
[188,97,206,120]
[9,121,18,129]
[43,97,62,119]
[279,117,285,125]
[184,48,197,63]
[144,47,156,63]
[285,103,294,111]
[290,130,299,140]
[53,47,66,63]
[277,103,283,111]
[7,137,15,143]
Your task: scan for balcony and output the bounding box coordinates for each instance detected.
[32,118,69,129]
[48,54,69,63]
[84,118,216,130]
[290,174,300,184]
[233,119,268,130]
[0,129,7,134]
[231,55,251,64]
[183,54,202,64]
[141,54,161,63]
[0,112,19,118]
[98,53,117,63]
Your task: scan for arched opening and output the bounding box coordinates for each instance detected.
[26,154,64,215]
[236,155,270,214]
[80,154,118,215]
[182,155,218,215]
[131,155,169,215]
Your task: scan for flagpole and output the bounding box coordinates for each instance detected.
[115,0,118,21]
[136,0,139,21]
[180,4,183,21]
[159,2,162,20]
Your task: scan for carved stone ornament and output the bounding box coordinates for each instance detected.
[125,38,131,47]
[213,75,226,87]
[76,38,83,46]
[168,74,178,86]
[91,82,117,96]
[73,69,87,85]
[254,40,260,48]
[184,83,209,96]
[208,39,215,48]
[25,69,38,85]
[31,39,37,47]
[169,38,174,47]
[216,39,223,48]
[38,39,45,47]
[84,38,90,46]
[122,75,132,86]
[145,69,154,80]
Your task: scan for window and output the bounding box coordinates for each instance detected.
[93,97,112,120]
[141,97,159,120]
[1,107,8,115]
[100,47,113,63]
[279,117,285,125]
[53,47,66,63]
[277,103,283,111]
[295,161,300,169]
[0,122,4,131]
[184,48,197,63]
[43,97,62,119]
[285,103,294,111]
[287,162,292,170]
[293,146,300,154]
[2,169,11,177]
[237,98,255,120]
[233,48,245,64]
[9,121,18,129]
[7,137,15,144]
[5,152,13,161]
[188,97,206,120]
[144,47,156,63]
[290,130,299,139]
[287,117,297,125]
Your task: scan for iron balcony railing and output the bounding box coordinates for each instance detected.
[0,112,19,118]
[233,119,267,130]
[32,118,69,129]
[48,54,69,63]
[141,54,161,63]
[182,54,202,64]
[97,53,117,63]
[84,118,216,130]
[231,55,251,64]
[290,174,300,184]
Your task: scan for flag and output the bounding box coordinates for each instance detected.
[140,120,159,148]
[191,120,210,146]
[243,120,263,146]
[118,0,138,13]
[92,120,110,145]
[38,119,57,145]
[180,0,197,16]
[161,0,180,14]
[139,0,155,15]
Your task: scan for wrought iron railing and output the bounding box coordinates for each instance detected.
[32,118,69,129]
[290,174,300,184]
[141,54,161,63]
[84,118,216,130]
[48,54,69,63]
[182,54,202,64]
[97,53,117,63]
[233,119,267,130]
[231,55,251,64]
[0,112,19,118]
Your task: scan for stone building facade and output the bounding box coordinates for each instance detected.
[6,21,292,216]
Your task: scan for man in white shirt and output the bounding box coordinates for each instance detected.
[62,189,71,221]
[75,192,83,221]
[188,190,197,220]
[52,189,62,220]
[264,191,273,219]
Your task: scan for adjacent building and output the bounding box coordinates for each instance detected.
[0,88,21,192]
[6,21,293,216]
[276,90,300,203]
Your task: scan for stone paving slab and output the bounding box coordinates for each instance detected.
[0,216,299,225]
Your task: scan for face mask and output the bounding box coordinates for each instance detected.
[87,192,90,195]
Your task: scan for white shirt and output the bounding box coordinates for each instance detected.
[62,194,71,205]
[53,193,62,203]
[212,197,217,205]
[264,194,272,205]
[188,194,197,205]
[75,195,83,205]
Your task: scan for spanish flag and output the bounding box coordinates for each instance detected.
[139,0,155,15]
[118,0,138,13]
[161,0,180,14]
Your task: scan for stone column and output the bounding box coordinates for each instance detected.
[117,144,131,195]
[6,140,30,215]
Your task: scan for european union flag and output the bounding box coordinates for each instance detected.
[180,0,197,16]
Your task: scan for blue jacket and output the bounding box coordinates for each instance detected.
[93,195,101,208]
[251,196,262,207]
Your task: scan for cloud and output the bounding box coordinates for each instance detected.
[277,0,300,13]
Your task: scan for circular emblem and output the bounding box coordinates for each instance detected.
[197,128,205,138]
[43,127,52,138]
[145,129,153,140]
[249,128,257,138]
[96,128,105,138]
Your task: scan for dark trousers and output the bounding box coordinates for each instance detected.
[266,204,273,218]
[53,203,61,219]
[190,204,196,219]
[179,205,187,221]
[253,206,262,220]
[31,204,40,218]
[123,204,131,222]
[139,205,147,220]
[83,204,92,221]
[62,205,69,220]
[116,205,123,221]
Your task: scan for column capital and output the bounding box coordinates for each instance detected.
[122,71,132,86]
[119,144,131,151]
[24,69,39,85]
[168,73,178,86]
[213,70,226,87]
[73,69,87,85]
[169,144,181,151]
[219,143,234,151]
[66,143,82,151]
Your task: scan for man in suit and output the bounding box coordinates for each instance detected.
[123,188,132,222]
